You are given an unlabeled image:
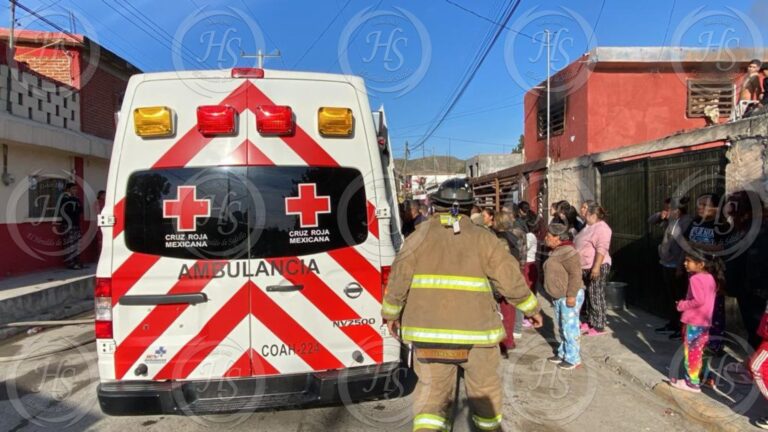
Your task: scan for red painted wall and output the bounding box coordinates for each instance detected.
[524,61,591,164]
[524,62,742,164]
[0,221,99,277]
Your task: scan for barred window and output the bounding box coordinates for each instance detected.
[687,80,734,118]
[537,93,566,139]
[28,177,66,218]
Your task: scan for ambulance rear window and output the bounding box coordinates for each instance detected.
[123,166,368,259]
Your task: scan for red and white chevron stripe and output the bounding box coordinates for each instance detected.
[104,78,389,381]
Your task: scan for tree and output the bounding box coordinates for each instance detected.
[512,134,524,153]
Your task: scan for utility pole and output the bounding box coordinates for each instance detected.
[9,0,16,50]
[545,29,551,170]
[401,141,409,175]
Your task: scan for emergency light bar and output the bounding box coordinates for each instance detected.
[133,106,174,138]
[318,107,353,137]
[256,105,294,136]
[197,105,237,136]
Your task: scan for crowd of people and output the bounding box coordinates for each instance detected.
[395,184,768,428]
[401,196,616,370]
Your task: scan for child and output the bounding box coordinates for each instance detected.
[748,302,768,429]
[668,250,725,393]
[542,223,585,370]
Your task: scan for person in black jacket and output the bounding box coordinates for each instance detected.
[57,182,83,269]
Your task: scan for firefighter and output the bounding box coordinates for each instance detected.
[382,178,544,432]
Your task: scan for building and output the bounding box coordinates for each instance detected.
[522,47,764,213]
[0,29,140,277]
[516,47,768,313]
[465,153,522,179]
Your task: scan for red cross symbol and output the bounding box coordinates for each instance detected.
[163,186,211,232]
[285,183,331,228]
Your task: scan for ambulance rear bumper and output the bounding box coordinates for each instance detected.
[97,361,407,416]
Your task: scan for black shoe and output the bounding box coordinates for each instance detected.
[558,361,580,370]
[668,330,682,340]
[547,356,563,364]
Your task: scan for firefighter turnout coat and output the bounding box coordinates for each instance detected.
[382,214,540,347]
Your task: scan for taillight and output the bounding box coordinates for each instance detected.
[381,266,391,297]
[256,105,294,136]
[231,67,264,78]
[95,277,113,339]
[197,105,237,136]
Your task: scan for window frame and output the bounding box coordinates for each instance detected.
[686,79,735,118]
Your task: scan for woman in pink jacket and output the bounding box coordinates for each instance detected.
[574,203,612,336]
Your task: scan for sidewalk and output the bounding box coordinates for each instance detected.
[533,297,767,431]
[0,267,94,339]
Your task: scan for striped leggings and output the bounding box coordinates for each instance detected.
[749,341,768,400]
[582,264,610,330]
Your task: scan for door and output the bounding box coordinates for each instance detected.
[110,78,255,381]
[245,78,386,377]
[599,148,726,311]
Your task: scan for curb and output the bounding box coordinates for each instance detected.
[595,352,748,432]
[0,276,94,340]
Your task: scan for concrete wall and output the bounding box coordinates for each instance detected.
[725,137,768,203]
[0,64,81,131]
[466,153,522,178]
[547,159,598,208]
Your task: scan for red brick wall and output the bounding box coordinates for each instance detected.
[80,65,128,140]
[13,43,80,87]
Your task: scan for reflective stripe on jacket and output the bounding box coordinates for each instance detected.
[382,214,539,347]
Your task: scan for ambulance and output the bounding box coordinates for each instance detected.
[95,67,405,415]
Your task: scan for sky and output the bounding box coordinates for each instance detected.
[2,0,766,160]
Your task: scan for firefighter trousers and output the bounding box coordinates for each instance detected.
[412,346,503,432]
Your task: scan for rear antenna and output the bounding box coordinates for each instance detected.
[241,49,281,68]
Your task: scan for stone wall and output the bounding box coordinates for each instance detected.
[726,136,768,204]
[547,156,598,207]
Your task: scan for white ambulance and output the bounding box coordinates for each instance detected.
[95,67,404,415]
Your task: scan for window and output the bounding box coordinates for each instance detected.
[687,80,734,118]
[124,166,368,260]
[28,177,66,218]
[537,92,566,139]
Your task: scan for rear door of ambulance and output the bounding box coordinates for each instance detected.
[243,74,390,376]
[106,72,393,385]
[108,76,256,382]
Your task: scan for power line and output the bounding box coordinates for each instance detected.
[443,0,542,43]
[46,0,150,70]
[113,0,214,70]
[327,0,385,72]
[293,0,352,68]
[392,100,524,132]
[410,0,523,153]
[10,0,81,43]
[659,0,677,52]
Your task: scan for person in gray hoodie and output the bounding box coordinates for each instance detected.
[649,196,693,336]
[543,223,585,370]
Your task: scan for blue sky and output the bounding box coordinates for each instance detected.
[2,0,766,160]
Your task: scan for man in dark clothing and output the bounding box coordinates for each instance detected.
[57,182,83,269]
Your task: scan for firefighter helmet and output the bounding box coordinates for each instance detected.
[430,178,474,207]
